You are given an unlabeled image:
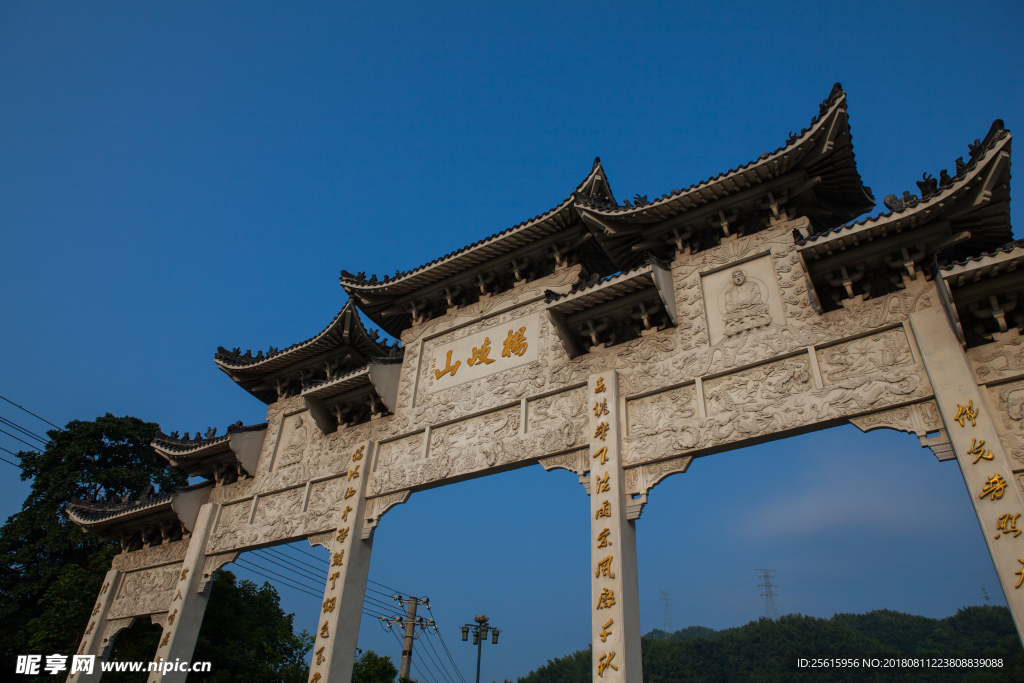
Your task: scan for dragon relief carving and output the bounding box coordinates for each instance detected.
[991,380,1024,465]
[207,475,351,553]
[529,388,587,448]
[812,328,928,420]
[371,408,523,496]
[970,335,1024,382]
[623,327,931,467]
[107,566,181,619]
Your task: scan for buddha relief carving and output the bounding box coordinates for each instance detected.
[720,269,772,336]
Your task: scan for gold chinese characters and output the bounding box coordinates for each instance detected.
[431,326,530,383]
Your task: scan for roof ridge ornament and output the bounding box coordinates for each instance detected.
[880,119,1009,215]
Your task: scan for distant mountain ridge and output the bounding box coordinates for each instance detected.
[517,606,1024,682]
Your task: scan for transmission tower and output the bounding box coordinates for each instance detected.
[982,588,993,606]
[659,590,673,633]
[756,569,779,620]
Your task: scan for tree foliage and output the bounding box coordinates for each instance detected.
[518,607,1024,683]
[0,414,186,672]
[353,649,399,683]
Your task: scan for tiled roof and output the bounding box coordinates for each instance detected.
[339,158,614,294]
[572,83,858,219]
[67,492,174,523]
[545,255,666,303]
[800,120,1009,245]
[152,422,266,455]
[215,299,392,370]
[940,239,1024,272]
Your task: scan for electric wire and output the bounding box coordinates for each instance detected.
[236,558,323,593]
[420,630,458,683]
[252,549,327,583]
[238,558,393,624]
[0,452,23,469]
[288,543,333,563]
[413,637,447,683]
[369,578,405,595]
[0,415,49,443]
[0,394,63,430]
[0,427,43,451]
[427,606,468,683]
[235,560,322,598]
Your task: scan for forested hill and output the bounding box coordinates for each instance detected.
[517,606,1024,683]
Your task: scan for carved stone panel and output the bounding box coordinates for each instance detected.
[813,327,930,418]
[370,407,522,496]
[111,540,189,572]
[703,355,813,434]
[528,388,587,445]
[701,255,785,345]
[249,486,306,542]
[107,565,181,618]
[305,476,349,532]
[989,380,1024,467]
[272,412,313,470]
[413,302,552,421]
[426,312,540,394]
[627,385,698,439]
[370,432,425,495]
[817,327,915,386]
[969,335,1024,383]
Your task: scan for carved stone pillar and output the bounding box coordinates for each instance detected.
[910,306,1024,639]
[588,371,642,682]
[146,502,220,683]
[308,440,375,683]
[68,568,123,683]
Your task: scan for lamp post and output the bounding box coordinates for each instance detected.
[460,614,500,683]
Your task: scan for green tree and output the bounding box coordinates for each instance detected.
[0,413,186,673]
[100,570,314,683]
[353,649,399,683]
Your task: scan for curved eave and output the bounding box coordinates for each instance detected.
[215,300,389,374]
[152,435,231,458]
[301,365,372,400]
[800,129,1012,255]
[942,241,1024,282]
[337,160,614,301]
[67,494,175,529]
[573,87,870,227]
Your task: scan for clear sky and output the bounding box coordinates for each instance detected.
[1,1,1022,681]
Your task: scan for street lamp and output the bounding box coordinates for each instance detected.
[460,614,500,683]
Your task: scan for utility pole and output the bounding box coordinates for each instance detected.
[659,590,672,633]
[756,569,779,620]
[461,614,500,683]
[983,588,993,606]
[382,595,435,680]
[400,597,420,680]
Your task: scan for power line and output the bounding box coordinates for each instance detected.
[0,427,43,451]
[659,590,672,633]
[0,416,49,444]
[252,549,326,583]
[757,569,779,620]
[427,606,468,683]
[422,630,459,683]
[0,394,63,430]
[982,588,993,605]
[0,447,24,469]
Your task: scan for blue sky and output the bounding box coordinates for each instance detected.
[1,1,1022,680]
